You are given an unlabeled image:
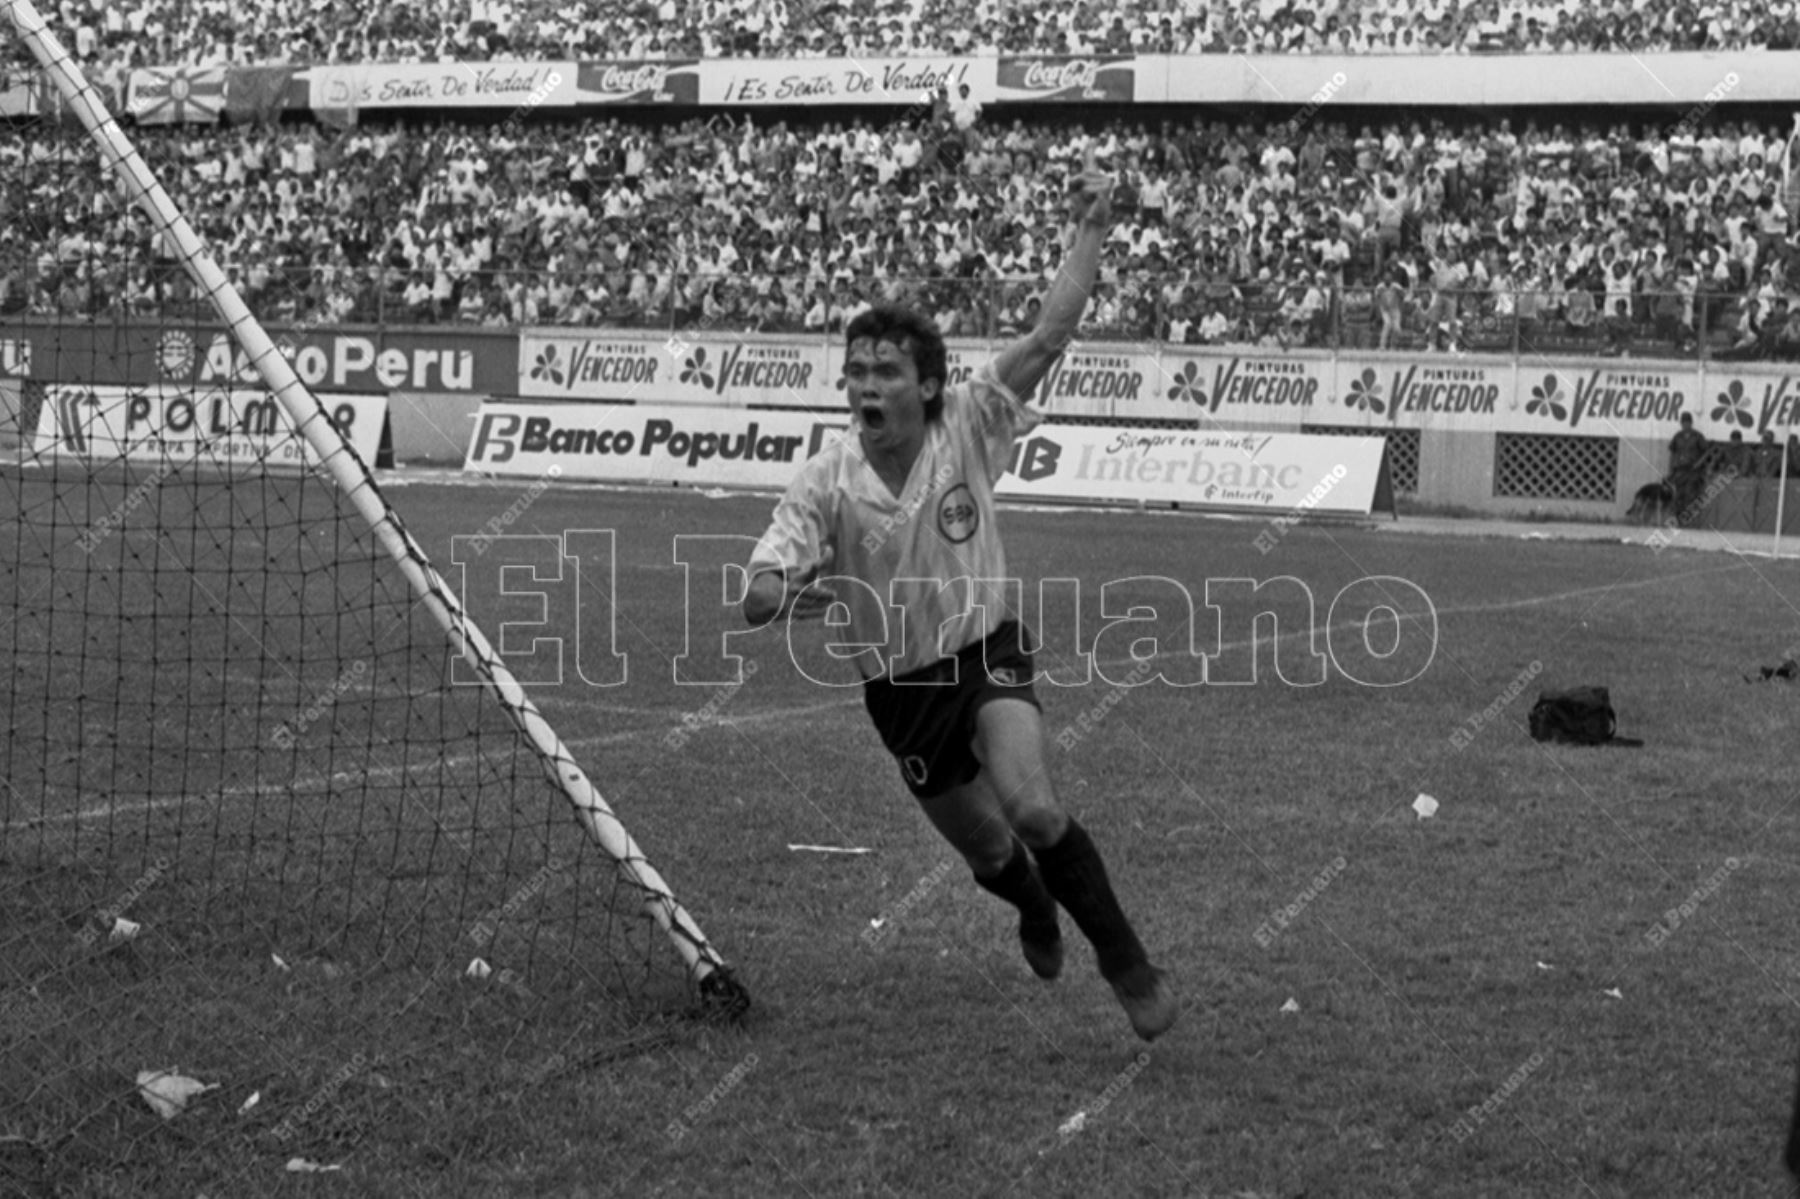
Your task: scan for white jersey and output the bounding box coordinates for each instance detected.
[749,363,1039,679]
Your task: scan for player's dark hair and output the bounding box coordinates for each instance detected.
[844,304,949,421]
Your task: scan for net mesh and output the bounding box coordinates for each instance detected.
[0,8,720,1190]
[1492,431,1619,502]
[1301,424,1421,495]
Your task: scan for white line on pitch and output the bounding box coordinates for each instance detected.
[32,561,1741,829]
[31,697,856,828]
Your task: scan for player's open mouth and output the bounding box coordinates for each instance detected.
[860,406,886,431]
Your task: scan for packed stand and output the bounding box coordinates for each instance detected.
[2,103,1798,360]
[9,0,1800,71]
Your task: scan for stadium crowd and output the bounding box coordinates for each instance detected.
[3,103,1798,360]
[13,0,1800,67]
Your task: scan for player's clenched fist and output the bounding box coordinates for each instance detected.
[1067,143,1113,229]
[743,567,837,624]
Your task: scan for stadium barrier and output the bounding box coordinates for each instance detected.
[7,314,1800,518]
[461,400,1394,517]
[1136,51,1800,105]
[513,324,1798,439]
[0,321,516,394]
[26,382,386,470]
[60,52,1800,123]
[6,253,1793,359]
[6,263,1791,364]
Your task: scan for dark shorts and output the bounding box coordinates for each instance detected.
[861,621,1040,800]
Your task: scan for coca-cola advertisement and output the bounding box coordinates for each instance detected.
[575,60,700,105]
[995,56,1136,103]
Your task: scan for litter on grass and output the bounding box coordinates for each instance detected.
[136,1070,216,1120]
[1412,793,1439,819]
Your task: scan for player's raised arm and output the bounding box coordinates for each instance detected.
[992,144,1114,403]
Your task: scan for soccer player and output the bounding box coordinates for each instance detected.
[742,148,1178,1041]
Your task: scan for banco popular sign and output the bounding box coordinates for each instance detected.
[466,403,846,486]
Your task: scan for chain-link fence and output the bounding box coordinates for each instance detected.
[5,256,1798,363]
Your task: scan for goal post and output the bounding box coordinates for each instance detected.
[2,0,742,1000]
[1,2,745,1178]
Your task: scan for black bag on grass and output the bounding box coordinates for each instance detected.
[1528,686,1640,747]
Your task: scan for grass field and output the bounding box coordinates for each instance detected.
[7,468,1800,1197]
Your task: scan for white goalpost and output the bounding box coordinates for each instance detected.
[1,0,743,1004]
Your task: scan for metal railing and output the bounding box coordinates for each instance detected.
[3,259,1796,363]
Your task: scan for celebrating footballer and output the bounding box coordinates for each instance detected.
[743,146,1177,1042]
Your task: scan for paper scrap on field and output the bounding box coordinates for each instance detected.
[137,1069,216,1119]
[1412,793,1439,819]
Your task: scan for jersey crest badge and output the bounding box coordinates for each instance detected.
[936,482,978,544]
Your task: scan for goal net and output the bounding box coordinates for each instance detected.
[0,2,740,1189]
